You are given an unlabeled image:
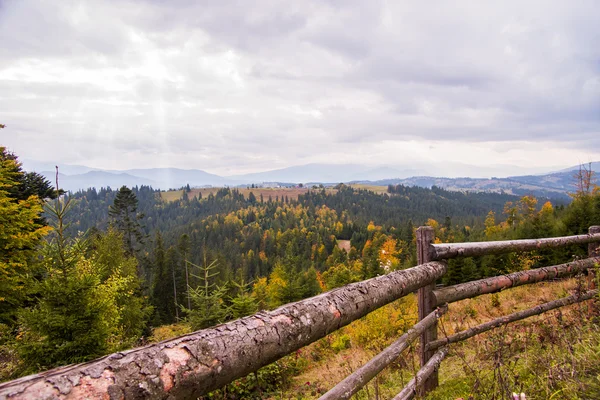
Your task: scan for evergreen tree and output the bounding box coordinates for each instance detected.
[184,260,228,330]
[0,149,50,324]
[109,186,144,255]
[18,189,108,370]
[151,231,173,324]
[229,277,258,319]
[0,147,56,201]
[178,234,192,310]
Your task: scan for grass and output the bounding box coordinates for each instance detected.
[349,184,389,194]
[273,277,600,399]
[159,187,339,202]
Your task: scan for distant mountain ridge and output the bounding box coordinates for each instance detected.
[25,160,600,198]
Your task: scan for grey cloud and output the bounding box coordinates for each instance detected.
[0,0,599,173]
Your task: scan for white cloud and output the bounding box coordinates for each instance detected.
[0,0,598,176]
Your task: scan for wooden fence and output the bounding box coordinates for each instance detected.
[1,227,599,400]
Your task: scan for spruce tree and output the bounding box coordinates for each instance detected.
[0,149,50,324]
[184,259,228,330]
[151,231,173,324]
[109,186,144,255]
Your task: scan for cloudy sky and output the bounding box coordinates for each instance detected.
[1,0,599,177]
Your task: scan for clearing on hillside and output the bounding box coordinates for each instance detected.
[159,187,338,202]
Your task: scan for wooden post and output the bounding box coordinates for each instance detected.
[589,226,600,258]
[416,226,437,395]
[588,227,600,315]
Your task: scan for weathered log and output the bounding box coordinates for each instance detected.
[416,226,438,395]
[392,347,449,400]
[433,257,600,305]
[431,233,600,260]
[426,290,598,352]
[319,305,448,400]
[0,261,447,400]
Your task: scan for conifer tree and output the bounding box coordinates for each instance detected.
[109,186,144,255]
[151,231,173,324]
[184,259,228,330]
[0,146,55,201]
[0,149,50,324]
[18,175,110,369]
[177,234,192,310]
[229,277,258,319]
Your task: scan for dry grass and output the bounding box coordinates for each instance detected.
[160,187,339,202]
[278,277,598,399]
[349,184,389,194]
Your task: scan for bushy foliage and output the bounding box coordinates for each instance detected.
[16,197,151,372]
[0,148,51,324]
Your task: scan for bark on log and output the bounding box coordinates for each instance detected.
[426,290,598,352]
[318,305,448,400]
[0,261,447,400]
[433,257,600,305]
[431,233,600,260]
[392,347,449,400]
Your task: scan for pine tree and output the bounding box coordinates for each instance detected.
[229,277,258,319]
[184,259,228,330]
[17,178,110,370]
[0,149,50,324]
[178,234,192,310]
[151,231,173,324]
[0,146,56,201]
[109,186,144,255]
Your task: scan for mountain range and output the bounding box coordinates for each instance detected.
[20,159,600,200]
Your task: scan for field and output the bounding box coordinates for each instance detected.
[160,187,340,202]
[349,184,389,194]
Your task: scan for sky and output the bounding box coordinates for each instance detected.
[1,0,599,177]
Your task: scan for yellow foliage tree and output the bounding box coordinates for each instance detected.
[0,148,51,321]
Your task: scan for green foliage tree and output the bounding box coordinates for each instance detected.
[151,231,173,324]
[109,185,144,255]
[178,234,192,309]
[18,192,108,369]
[0,148,50,324]
[229,278,258,319]
[184,260,228,330]
[17,186,151,372]
[0,147,56,202]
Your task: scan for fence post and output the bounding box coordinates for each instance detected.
[416,226,437,395]
[590,226,600,258]
[589,226,600,290]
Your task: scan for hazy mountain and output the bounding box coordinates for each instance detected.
[119,168,238,189]
[40,171,157,192]
[554,162,600,173]
[21,159,99,176]
[231,164,424,183]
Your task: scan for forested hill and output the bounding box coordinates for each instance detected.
[65,184,519,245]
[58,184,519,316]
